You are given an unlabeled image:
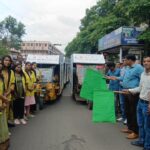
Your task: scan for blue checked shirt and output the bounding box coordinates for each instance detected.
[121,64,144,89]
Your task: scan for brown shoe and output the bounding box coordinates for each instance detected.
[126,132,138,139]
[121,128,132,133]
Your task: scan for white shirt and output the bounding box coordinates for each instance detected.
[129,71,150,101]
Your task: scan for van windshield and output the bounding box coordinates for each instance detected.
[36,68,54,83]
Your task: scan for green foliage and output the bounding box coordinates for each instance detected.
[0,42,9,57]
[127,0,150,25]
[0,16,25,50]
[65,0,150,56]
[139,29,150,42]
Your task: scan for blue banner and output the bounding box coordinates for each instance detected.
[98,27,143,51]
[121,27,142,45]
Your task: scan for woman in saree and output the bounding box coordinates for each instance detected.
[0,61,10,150]
[2,55,15,126]
[24,62,36,118]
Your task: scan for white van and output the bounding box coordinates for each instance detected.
[70,54,105,101]
[26,54,64,101]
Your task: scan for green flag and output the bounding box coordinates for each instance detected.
[92,91,116,123]
[80,69,107,101]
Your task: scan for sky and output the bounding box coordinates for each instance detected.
[0,0,97,53]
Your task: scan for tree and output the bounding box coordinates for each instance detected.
[128,0,150,26]
[0,41,9,57]
[0,16,25,50]
[65,0,150,56]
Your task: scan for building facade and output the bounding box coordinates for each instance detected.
[21,41,63,58]
[9,48,21,60]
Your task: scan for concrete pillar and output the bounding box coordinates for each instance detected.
[119,47,123,62]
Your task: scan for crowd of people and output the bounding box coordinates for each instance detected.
[106,54,150,150]
[0,54,150,150]
[0,55,40,150]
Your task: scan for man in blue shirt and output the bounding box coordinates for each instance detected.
[106,62,120,115]
[120,54,144,139]
[109,55,144,139]
[106,62,120,91]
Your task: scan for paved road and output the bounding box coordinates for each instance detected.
[10,87,141,150]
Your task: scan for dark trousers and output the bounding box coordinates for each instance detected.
[31,93,43,111]
[13,98,25,119]
[115,93,120,116]
[31,94,37,113]
[124,93,139,134]
[31,104,36,113]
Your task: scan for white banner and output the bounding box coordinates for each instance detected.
[27,54,60,64]
[72,54,105,64]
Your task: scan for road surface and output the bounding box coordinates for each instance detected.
[10,86,141,150]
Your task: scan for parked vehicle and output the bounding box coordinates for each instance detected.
[70,54,105,103]
[63,57,70,86]
[26,54,64,102]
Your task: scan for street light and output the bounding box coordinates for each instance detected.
[53,44,62,46]
[52,43,64,55]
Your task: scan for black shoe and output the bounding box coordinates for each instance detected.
[131,141,144,147]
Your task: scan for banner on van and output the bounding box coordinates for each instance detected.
[72,54,105,64]
[27,55,60,64]
[76,65,104,85]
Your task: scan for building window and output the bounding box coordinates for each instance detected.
[36,43,38,46]
[45,44,47,47]
[31,43,33,46]
[39,44,41,46]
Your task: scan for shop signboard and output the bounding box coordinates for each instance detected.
[98,27,122,51]
[98,27,143,51]
[121,27,143,45]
